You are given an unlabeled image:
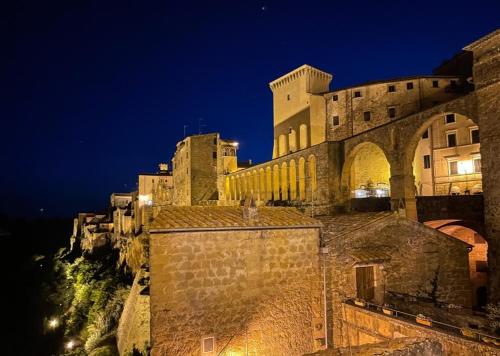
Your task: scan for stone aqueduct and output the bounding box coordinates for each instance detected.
[222,94,478,221]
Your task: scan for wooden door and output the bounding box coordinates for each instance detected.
[356,266,375,301]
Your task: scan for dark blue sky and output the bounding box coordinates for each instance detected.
[6,0,499,217]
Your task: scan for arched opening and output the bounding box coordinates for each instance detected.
[289,160,297,200]
[424,220,488,309]
[230,177,235,200]
[299,124,308,150]
[246,172,252,198]
[225,177,230,200]
[259,168,266,201]
[411,112,481,196]
[278,134,288,157]
[235,175,241,201]
[281,162,288,201]
[266,167,272,201]
[273,165,280,200]
[288,129,297,153]
[345,142,391,199]
[273,139,278,159]
[252,170,258,197]
[308,155,317,199]
[299,157,306,201]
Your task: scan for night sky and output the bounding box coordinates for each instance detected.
[7,0,499,218]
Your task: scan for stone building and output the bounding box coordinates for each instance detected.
[171,133,238,206]
[148,206,324,356]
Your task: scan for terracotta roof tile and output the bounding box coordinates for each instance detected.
[150,206,321,232]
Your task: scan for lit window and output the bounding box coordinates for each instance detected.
[388,107,396,118]
[332,116,340,126]
[363,111,371,121]
[332,94,338,101]
[423,155,431,169]
[445,114,456,124]
[449,161,458,175]
[354,91,362,98]
[432,80,439,88]
[202,337,215,353]
[422,129,429,139]
[388,85,396,92]
[406,82,414,90]
[447,132,457,147]
[474,158,481,173]
[470,128,480,144]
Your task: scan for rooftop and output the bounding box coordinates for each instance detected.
[149,206,321,232]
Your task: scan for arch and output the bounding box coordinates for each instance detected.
[225,177,230,200]
[259,168,266,201]
[308,155,317,196]
[278,134,288,157]
[235,175,241,201]
[299,124,308,150]
[281,162,289,200]
[230,176,235,201]
[252,170,258,197]
[273,165,280,200]
[289,159,297,200]
[341,142,391,200]
[246,172,252,198]
[407,112,481,197]
[288,129,297,153]
[266,166,273,200]
[298,157,306,201]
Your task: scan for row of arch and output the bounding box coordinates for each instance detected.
[274,124,309,158]
[225,155,317,202]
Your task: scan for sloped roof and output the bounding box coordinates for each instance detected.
[149,206,321,232]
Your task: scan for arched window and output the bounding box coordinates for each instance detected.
[288,129,297,153]
[299,124,308,150]
[308,155,317,194]
[278,134,288,157]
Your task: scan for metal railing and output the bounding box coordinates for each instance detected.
[345,298,500,345]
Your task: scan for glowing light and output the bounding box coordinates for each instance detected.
[458,160,474,175]
[48,318,59,329]
[66,340,75,350]
[232,142,239,147]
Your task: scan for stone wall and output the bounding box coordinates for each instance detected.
[116,272,150,355]
[318,213,473,347]
[339,303,499,355]
[149,227,323,356]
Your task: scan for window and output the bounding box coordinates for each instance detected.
[474,158,481,173]
[202,337,215,353]
[332,94,338,101]
[476,261,488,273]
[388,107,396,118]
[432,80,439,88]
[363,111,371,121]
[332,116,340,126]
[447,132,457,147]
[470,128,480,144]
[212,151,217,159]
[406,82,414,90]
[423,155,431,169]
[445,113,456,124]
[388,85,396,92]
[213,138,217,145]
[422,129,429,139]
[449,161,458,175]
[287,94,290,101]
[354,91,362,98]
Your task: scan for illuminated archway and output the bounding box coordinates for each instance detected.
[278,134,288,157]
[289,159,297,200]
[308,155,317,197]
[225,177,230,200]
[298,157,306,201]
[281,162,288,200]
[273,165,280,200]
[259,168,266,201]
[288,129,297,153]
[411,112,481,196]
[299,124,308,149]
[266,166,273,200]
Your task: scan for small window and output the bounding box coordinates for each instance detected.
[388,85,396,92]
[445,114,456,124]
[332,116,340,126]
[474,158,481,173]
[354,91,362,98]
[332,94,338,101]
[213,138,217,145]
[202,337,215,353]
[212,152,217,159]
[287,94,290,101]
[388,107,396,118]
[406,82,414,90]
[432,80,439,88]
[471,128,480,144]
[422,129,429,139]
[449,161,458,175]
[476,261,488,273]
[423,155,431,169]
[363,111,371,121]
[447,132,457,147]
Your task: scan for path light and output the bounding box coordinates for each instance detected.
[66,340,75,350]
[48,318,59,329]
